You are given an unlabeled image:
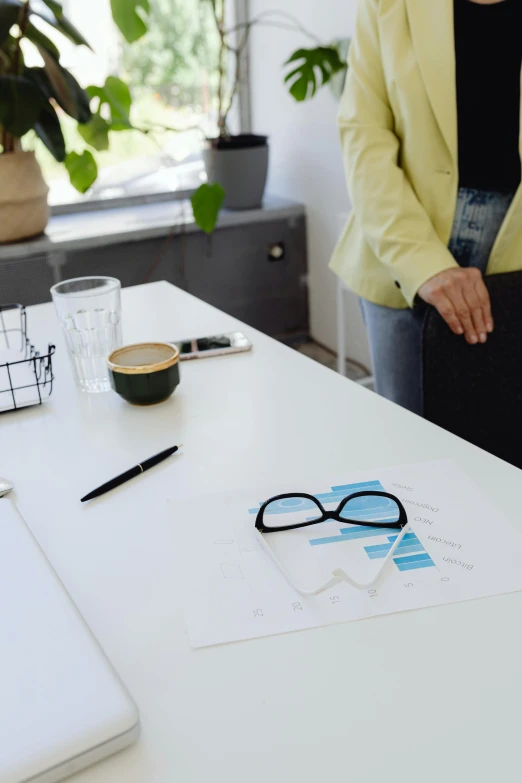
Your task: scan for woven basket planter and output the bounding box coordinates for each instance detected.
[0,151,49,243]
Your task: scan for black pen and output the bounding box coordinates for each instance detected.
[81,445,182,502]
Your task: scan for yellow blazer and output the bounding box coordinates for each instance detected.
[330,0,522,308]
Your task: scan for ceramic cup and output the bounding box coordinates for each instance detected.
[107,342,180,405]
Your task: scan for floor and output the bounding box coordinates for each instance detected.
[294,341,372,385]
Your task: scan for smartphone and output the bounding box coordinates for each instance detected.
[171,332,252,360]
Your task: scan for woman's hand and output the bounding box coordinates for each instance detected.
[418,268,494,344]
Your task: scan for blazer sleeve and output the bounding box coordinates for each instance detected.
[338,0,458,306]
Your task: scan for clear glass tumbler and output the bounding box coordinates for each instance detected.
[51,276,122,393]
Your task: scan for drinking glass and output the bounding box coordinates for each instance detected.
[51,276,122,393]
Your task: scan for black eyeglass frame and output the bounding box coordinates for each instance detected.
[255,491,408,534]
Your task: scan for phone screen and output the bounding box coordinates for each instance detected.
[174,333,248,355]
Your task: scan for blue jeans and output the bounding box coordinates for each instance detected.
[360,187,514,415]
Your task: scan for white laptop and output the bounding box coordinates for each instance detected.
[0,500,140,783]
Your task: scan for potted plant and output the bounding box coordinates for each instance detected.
[191,3,348,232]
[0,0,87,241]
[0,0,349,243]
[0,0,152,243]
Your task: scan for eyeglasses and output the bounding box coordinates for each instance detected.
[254,491,410,596]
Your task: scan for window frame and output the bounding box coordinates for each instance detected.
[50,0,252,217]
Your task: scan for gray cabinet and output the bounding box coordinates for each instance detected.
[0,199,308,338]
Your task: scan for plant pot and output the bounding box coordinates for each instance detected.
[203,134,269,210]
[0,151,49,243]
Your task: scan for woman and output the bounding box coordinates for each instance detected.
[330,0,522,415]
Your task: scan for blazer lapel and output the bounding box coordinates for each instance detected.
[405,0,457,163]
[519,70,522,160]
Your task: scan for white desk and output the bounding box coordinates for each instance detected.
[3,281,522,783]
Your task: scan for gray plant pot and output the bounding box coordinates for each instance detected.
[203,135,269,210]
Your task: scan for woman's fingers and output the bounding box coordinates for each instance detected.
[458,271,487,343]
[417,267,494,344]
[474,275,494,333]
[450,285,480,343]
[434,293,464,336]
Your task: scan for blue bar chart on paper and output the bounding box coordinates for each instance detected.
[173,460,522,647]
[256,478,437,573]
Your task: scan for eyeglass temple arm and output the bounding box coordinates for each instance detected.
[256,522,411,597]
[255,530,339,597]
[326,521,411,592]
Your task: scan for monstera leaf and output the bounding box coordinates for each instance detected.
[78,76,132,152]
[102,75,131,128]
[110,0,150,43]
[284,46,345,102]
[87,76,132,130]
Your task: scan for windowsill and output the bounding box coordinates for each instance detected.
[48,150,207,215]
[0,196,306,261]
[50,188,196,216]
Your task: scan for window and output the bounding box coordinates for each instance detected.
[24,0,243,209]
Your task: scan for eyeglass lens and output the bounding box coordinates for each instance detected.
[339,495,400,526]
[260,496,323,529]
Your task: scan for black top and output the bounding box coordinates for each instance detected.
[454,0,522,193]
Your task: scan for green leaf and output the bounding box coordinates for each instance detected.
[34,48,91,122]
[41,0,63,16]
[0,74,44,137]
[0,0,22,45]
[110,0,150,43]
[0,32,24,73]
[25,19,60,59]
[77,113,110,151]
[190,183,225,235]
[86,76,132,130]
[284,46,345,102]
[103,75,131,128]
[30,5,91,48]
[34,100,65,161]
[328,39,350,101]
[65,150,98,193]
[85,85,105,103]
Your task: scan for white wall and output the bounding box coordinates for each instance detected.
[248,0,371,369]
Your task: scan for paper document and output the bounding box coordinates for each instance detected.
[171,460,522,648]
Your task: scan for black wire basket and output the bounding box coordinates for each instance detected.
[0,304,55,413]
